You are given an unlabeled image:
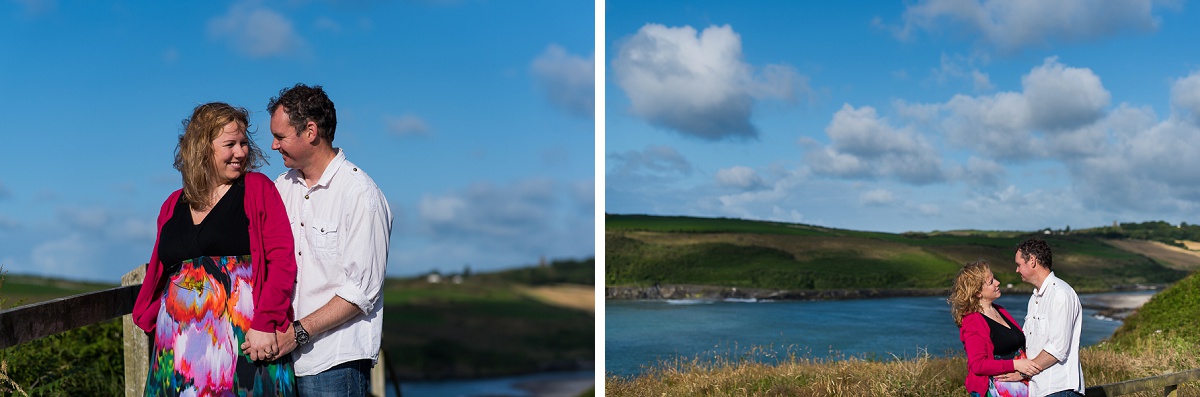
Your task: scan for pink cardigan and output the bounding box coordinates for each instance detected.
[133,172,296,334]
[959,305,1023,395]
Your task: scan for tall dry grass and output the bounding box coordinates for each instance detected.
[606,334,1200,396]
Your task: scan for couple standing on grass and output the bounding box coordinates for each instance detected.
[130,84,394,396]
[950,238,1086,397]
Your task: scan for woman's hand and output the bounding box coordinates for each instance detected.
[241,329,279,361]
[993,371,1024,382]
[1014,358,1042,377]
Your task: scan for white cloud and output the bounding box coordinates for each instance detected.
[710,169,809,221]
[917,204,941,216]
[612,24,806,140]
[1170,71,1200,125]
[932,53,994,92]
[941,92,1035,159]
[961,156,1006,189]
[531,44,595,119]
[897,0,1164,53]
[860,189,898,206]
[416,178,594,260]
[805,104,946,184]
[30,233,95,279]
[208,3,307,58]
[715,166,765,190]
[386,114,432,137]
[937,58,1110,159]
[1070,115,1200,212]
[607,145,693,178]
[1023,57,1110,131]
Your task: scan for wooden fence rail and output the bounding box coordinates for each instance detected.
[0,267,395,397]
[1085,367,1200,397]
[0,284,138,350]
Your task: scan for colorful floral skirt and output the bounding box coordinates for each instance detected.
[145,255,296,396]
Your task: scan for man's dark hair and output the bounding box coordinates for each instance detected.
[1016,238,1053,271]
[267,83,337,143]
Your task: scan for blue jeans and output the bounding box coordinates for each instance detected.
[296,359,372,397]
[1045,391,1083,397]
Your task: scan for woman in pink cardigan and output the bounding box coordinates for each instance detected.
[132,102,297,396]
[950,260,1042,397]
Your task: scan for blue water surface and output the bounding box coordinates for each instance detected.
[606,292,1145,378]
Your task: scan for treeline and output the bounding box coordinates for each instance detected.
[1075,220,1200,247]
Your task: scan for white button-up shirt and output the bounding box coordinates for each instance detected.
[276,149,393,376]
[1025,272,1085,397]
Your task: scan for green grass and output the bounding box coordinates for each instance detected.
[381,278,593,379]
[0,274,114,309]
[606,214,1190,292]
[1107,271,1200,348]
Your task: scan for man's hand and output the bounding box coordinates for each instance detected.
[993,372,1024,382]
[275,322,299,356]
[1014,358,1042,377]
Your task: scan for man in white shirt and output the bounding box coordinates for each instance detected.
[266,83,393,396]
[1015,238,1084,397]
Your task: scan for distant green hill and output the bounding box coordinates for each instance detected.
[606,214,1190,293]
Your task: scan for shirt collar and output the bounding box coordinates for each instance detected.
[311,148,346,189]
[1033,271,1059,297]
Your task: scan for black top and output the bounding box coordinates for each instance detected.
[985,306,1026,357]
[158,178,251,271]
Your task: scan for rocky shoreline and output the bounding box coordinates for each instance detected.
[607,284,1159,319]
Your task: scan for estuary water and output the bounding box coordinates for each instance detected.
[606,291,1150,378]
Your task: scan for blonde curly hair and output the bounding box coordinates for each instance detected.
[948,260,992,327]
[173,102,265,211]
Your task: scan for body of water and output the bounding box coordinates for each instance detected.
[606,291,1150,378]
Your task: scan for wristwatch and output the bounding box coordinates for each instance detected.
[293,320,311,346]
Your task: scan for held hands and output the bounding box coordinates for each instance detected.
[993,371,1024,382]
[274,322,299,357]
[240,329,279,361]
[1013,358,1043,378]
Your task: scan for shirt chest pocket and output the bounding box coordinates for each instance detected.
[1025,314,1047,336]
[307,220,340,258]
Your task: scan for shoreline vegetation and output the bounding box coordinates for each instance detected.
[605,214,1200,395]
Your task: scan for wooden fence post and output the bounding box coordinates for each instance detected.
[121,266,148,397]
[372,350,385,396]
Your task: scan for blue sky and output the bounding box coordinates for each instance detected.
[606,1,1200,235]
[0,0,594,282]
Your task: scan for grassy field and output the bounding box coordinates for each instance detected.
[381,278,594,379]
[607,214,1190,292]
[0,274,114,309]
[606,270,1200,396]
